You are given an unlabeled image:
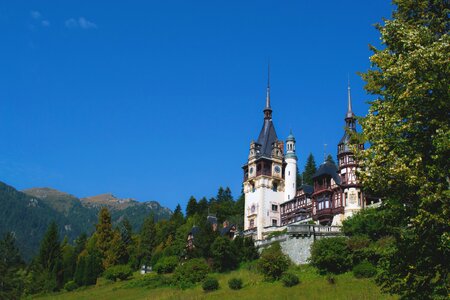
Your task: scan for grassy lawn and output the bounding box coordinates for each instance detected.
[34,265,396,300]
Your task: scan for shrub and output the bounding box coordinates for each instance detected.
[123,273,172,289]
[228,277,243,290]
[103,264,133,282]
[64,280,78,291]
[202,277,219,292]
[154,256,179,274]
[353,260,377,278]
[281,272,299,287]
[326,274,336,284]
[257,242,290,281]
[309,237,352,274]
[342,208,391,240]
[233,236,259,263]
[211,236,238,272]
[173,258,209,288]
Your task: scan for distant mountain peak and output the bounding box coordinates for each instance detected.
[23,187,78,200]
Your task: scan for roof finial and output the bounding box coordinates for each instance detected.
[263,61,272,119]
[266,61,271,109]
[346,75,354,118]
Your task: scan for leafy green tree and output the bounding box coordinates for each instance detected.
[191,217,218,259]
[342,208,395,241]
[211,236,238,272]
[0,232,24,299]
[232,236,259,263]
[186,196,198,218]
[357,0,449,298]
[309,237,352,275]
[138,215,156,266]
[257,242,290,281]
[302,153,317,185]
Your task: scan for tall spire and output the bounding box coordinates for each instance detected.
[346,77,354,119]
[266,63,271,109]
[263,62,272,119]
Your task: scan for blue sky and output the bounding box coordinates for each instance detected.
[0,1,393,211]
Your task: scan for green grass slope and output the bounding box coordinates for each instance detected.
[35,266,396,300]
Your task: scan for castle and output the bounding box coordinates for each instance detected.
[242,77,380,240]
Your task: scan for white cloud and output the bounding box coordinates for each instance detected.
[65,18,77,28]
[65,17,97,30]
[30,11,41,19]
[78,17,97,29]
[30,11,50,27]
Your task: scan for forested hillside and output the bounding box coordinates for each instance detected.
[0,182,172,261]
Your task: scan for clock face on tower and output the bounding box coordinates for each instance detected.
[274,166,281,173]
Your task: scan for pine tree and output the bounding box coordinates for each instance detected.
[104,229,128,268]
[302,153,317,185]
[95,208,113,258]
[186,196,198,218]
[197,197,209,216]
[170,204,184,226]
[358,1,449,298]
[326,154,336,165]
[119,217,133,246]
[38,222,61,273]
[139,215,156,266]
[0,232,24,300]
[61,237,76,284]
[37,221,63,290]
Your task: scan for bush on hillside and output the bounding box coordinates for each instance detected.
[123,272,172,289]
[228,277,243,290]
[353,260,377,278]
[103,264,133,282]
[202,277,219,292]
[173,258,209,289]
[281,272,299,287]
[154,256,179,274]
[211,236,238,272]
[342,208,392,240]
[63,280,78,291]
[309,237,352,274]
[257,242,290,281]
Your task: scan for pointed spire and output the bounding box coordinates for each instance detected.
[266,62,271,109]
[263,62,272,120]
[346,77,354,119]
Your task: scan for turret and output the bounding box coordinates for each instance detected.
[284,131,297,202]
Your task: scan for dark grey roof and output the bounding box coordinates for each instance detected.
[256,118,278,157]
[206,215,217,225]
[220,224,236,236]
[313,161,341,184]
[188,226,200,237]
[298,184,314,195]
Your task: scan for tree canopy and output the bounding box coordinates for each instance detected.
[357,0,449,298]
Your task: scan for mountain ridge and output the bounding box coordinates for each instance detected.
[0,182,172,261]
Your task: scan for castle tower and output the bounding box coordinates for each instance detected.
[242,70,284,240]
[337,82,365,220]
[284,131,297,202]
